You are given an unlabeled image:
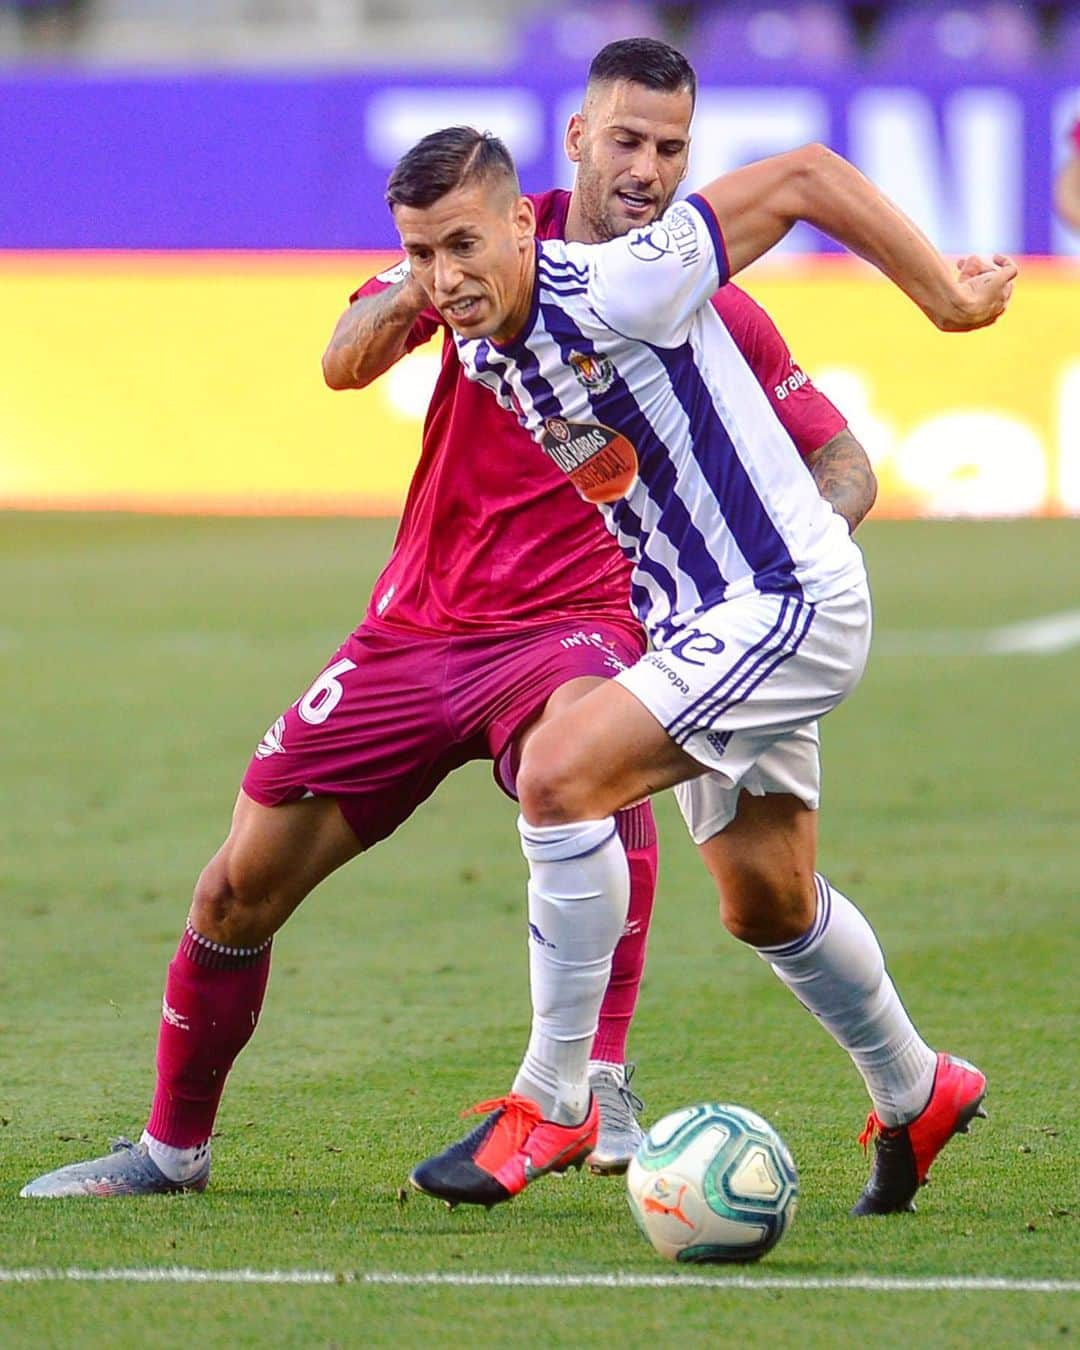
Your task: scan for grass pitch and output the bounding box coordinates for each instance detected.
[0,515,1077,1347]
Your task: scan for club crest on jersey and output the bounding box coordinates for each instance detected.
[568,349,615,395]
[541,417,639,504]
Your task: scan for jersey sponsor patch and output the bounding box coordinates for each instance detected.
[627,206,702,269]
[627,224,675,262]
[774,366,809,401]
[665,203,705,268]
[540,417,638,504]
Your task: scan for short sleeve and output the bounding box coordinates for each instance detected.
[588,195,731,346]
[712,285,846,459]
[349,256,441,353]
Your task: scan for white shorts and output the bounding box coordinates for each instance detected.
[615,583,872,844]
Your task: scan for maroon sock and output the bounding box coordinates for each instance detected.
[593,801,658,1064]
[145,922,272,1148]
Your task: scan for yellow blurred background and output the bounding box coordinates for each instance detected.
[3,252,1077,517]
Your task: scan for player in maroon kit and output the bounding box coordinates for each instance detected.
[20,39,875,1198]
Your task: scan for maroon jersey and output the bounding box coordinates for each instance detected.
[353,190,846,637]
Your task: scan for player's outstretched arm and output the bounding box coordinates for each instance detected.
[701,144,1017,332]
[803,429,877,534]
[322,274,431,390]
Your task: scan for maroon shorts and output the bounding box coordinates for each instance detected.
[241,616,645,849]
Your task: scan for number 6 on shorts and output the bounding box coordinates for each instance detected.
[296,658,357,726]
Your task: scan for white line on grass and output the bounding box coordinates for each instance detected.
[142,611,1080,660]
[982,610,1080,654]
[8,612,1075,660]
[876,609,1080,656]
[0,1269,1075,1293]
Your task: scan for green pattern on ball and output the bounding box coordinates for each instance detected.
[628,1102,799,1264]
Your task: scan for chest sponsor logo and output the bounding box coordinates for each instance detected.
[541,417,639,504]
[568,349,615,395]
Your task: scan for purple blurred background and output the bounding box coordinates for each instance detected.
[1,1,1077,252]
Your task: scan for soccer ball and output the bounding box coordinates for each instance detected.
[626,1102,798,1263]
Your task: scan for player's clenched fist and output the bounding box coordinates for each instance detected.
[943,253,1018,332]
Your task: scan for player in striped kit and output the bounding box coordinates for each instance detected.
[19,40,870,1202]
[392,127,1014,1215]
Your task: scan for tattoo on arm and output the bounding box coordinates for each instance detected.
[803,429,877,533]
[323,279,428,388]
[328,282,420,354]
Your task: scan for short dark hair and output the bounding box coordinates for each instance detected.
[587,37,697,108]
[386,126,520,211]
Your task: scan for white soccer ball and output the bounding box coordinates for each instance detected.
[626,1102,798,1263]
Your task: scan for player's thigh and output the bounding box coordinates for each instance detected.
[193,791,363,943]
[470,619,646,798]
[513,675,608,755]
[224,789,363,899]
[517,679,702,822]
[241,626,467,850]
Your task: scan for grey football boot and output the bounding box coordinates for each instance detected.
[586,1062,645,1175]
[20,1136,209,1197]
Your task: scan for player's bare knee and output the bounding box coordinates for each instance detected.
[517,761,580,824]
[717,874,816,947]
[190,854,278,948]
[515,739,599,820]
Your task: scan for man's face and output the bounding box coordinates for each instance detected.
[566,78,693,242]
[394,181,535,342]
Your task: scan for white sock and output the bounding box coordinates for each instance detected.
[754,875,937,1125]
[142,1130,211,1183]
[513,816,630,1125]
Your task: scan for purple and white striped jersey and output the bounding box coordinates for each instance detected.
[455,193,866,640]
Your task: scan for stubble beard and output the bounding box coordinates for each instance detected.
[577,167,667,244]
[579,180,618,244]
[575,142,622,243]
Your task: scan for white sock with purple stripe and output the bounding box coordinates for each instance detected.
[513,815,630,1126]
[755,875,937,1125]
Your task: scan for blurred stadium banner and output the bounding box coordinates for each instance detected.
[2,252,1076,519]
[0,71,1077,256]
